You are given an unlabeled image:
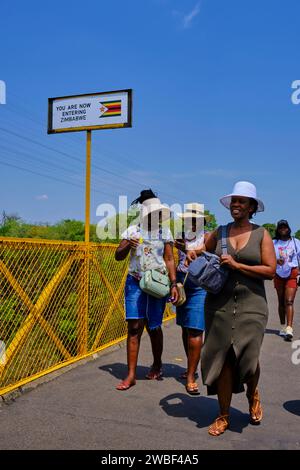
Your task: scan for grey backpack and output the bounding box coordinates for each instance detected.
[188,225,229,294]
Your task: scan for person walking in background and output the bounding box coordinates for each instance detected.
[174,203,209,395]
[115,189,178,390]
[273,220,300,341]
[186,181,276,436]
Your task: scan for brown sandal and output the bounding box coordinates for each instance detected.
[247,388,263,424]
[116,379,136,391]
[145,367,163,380]
[208,415,230,436]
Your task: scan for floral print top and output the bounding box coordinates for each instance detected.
[121,224,174,279]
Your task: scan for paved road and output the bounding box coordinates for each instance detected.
[0,282,299,450]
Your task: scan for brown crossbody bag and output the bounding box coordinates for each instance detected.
[173,272,189,307]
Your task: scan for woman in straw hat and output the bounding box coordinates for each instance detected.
[187,182,276,436]
[174,203,210,395]
[115,189,178,390]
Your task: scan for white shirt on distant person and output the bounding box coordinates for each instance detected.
[273,238,300,278]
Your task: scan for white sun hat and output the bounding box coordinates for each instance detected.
[220,181,264,212]
[140,197,171,223]
[177,203,212,221]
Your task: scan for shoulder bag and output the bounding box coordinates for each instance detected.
[187,225,229,294]
[139,228,171,299]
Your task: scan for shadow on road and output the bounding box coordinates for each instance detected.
[283,400,300,417]
[99,362,186,381]
[159,393,249,433]
[265,328,280,336]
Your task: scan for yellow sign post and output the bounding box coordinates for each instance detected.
[85,130,92,243]
[48,89,132,353]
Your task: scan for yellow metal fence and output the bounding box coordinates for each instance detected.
[0,238,175,395]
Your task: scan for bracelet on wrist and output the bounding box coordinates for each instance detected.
[170,281,177,288]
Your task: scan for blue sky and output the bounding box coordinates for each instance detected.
[0,0,300,231]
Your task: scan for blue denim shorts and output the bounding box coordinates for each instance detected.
[124,274,167,330]
[176,271,206,331]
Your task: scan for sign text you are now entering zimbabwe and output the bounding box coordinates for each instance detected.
[48,89,132,133]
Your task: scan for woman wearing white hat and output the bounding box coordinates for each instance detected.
[174,203,209,395]
[115,189,178,390]
[187,181,276,436]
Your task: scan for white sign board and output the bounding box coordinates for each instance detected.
[48,89,132,133]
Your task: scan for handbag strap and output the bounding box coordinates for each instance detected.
[221,225,228,255]
[292,237,300,270]
[182,271,189,286]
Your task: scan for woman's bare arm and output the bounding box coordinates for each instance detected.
[203,230,218,253]
[163,242,177,283]
[115,238,139,261]
[185,229,218,263]
[164,242,179,303]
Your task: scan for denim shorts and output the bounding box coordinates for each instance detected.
[176,271,206,331]
[124,274,167,330]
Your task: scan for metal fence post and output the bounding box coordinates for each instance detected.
[78,245,89,355]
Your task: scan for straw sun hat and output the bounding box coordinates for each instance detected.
[177,203,212,221]
[140,197,171,222]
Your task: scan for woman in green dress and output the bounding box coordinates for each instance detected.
[187,182,276,436]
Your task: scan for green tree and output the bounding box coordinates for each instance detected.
[205,210,217,232]
[263,223,276,238]
[54,219,85,241]
[0,209,218,242]
[0,212,101,242]
[0,211,25,237]
[95,212,139,243]
[294,230,300,240]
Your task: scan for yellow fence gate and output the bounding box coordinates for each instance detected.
[0,237,175,395]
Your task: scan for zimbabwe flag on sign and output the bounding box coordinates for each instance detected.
[99,100,122,118]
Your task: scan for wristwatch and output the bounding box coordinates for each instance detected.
[170,281,177,288]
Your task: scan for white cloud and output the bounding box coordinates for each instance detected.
[36,194,48,200]
[183,2,201,29]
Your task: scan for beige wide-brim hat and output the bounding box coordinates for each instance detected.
[177,203,212,222]
[140,197,171,222]
[220,181,264,212]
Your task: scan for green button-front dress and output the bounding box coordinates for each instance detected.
[201,223,268,395]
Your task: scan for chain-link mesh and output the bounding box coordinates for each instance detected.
[0,238,175,394]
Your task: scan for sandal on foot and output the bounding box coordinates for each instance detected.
[208,415,230,436]
[247,388,263,424]
[145,368,163,380]
[185,382,200,395]
[180,371,199,380]
[116,380,136,391]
